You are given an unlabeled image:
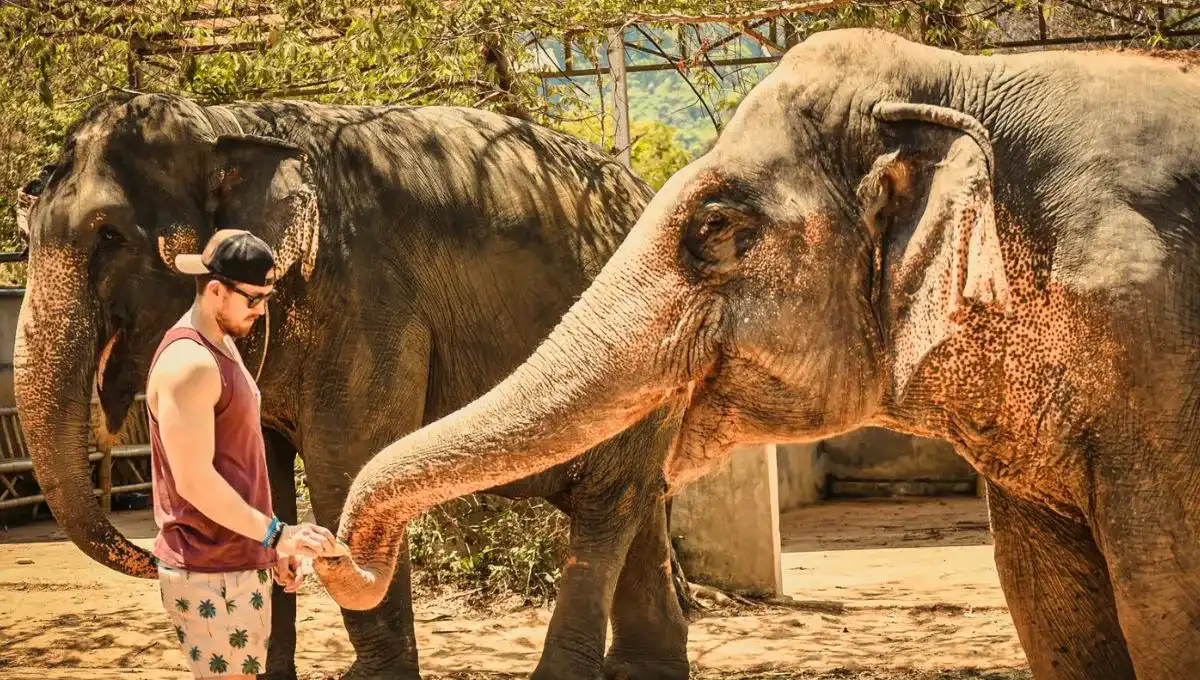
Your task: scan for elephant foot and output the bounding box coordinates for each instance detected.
[257,671,297,680]
[340,659,421,680]
[603,654,689,680]
[530,649,605,680]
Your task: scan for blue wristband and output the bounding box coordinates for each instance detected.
[263,516,280,548]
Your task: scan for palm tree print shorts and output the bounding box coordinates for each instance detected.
[159,564,273,677]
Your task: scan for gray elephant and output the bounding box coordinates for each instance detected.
[13,92,690,680]
[316,29,1200,680]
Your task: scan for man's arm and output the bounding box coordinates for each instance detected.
[153,339,340,557]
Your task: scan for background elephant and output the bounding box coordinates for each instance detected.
[317,29,1200,680]
[13,92,691,680]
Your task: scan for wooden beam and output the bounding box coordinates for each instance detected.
[608,28,631,168]
[535,55,778,79]
[994,26,1200,47]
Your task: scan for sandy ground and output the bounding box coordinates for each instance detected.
[0,496,1030,679]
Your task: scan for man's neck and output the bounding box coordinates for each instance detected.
[188,299,230,350]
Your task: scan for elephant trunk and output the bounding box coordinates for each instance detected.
[14,246,157,578]
[316,228,698,611]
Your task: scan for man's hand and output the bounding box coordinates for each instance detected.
[274,555,304,593]
[275,522,344,559]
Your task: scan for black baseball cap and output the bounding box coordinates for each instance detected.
[176,229,277,286]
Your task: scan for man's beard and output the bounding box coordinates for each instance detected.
[216,309,256,338]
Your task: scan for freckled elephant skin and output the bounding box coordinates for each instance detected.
[15,93,689,680]
[325,29,1200,680]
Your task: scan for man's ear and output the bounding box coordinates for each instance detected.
[155,134,320,282]
[858,102,1012,402]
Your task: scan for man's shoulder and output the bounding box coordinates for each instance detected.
[151,336,221,393]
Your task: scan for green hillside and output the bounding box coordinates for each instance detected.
[533,27,778,157]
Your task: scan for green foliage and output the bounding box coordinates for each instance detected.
[555,117,693,189]
[408,495,570,606]
[5,0,1194,292]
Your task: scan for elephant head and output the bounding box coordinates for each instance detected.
[14,92,320,578]
[315,28,1012,609]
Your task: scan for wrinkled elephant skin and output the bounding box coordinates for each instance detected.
[323,29,1200,680]
[14,94,690,680]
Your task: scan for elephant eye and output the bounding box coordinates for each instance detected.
[698,213,727,236]
[681,204,759,278]
[98,225,123,243]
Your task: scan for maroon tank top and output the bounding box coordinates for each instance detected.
[148,326,275,572]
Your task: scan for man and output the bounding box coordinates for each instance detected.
[147,229,343,679]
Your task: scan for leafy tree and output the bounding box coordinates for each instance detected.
[198,599,217,636]
[228,628,249,650]
[555,118,693,190]
[3,0,1194,291]
[250,590,265,625]
[208,653,228,675]
[242,655,262,674]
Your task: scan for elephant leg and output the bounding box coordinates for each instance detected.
[603,495,690,680]
[1092,465,1200,679]
[986,480,1135,679]
[531,480,649,680]
[308,463,421,680]
[303,320,431,679]
[262,428,299,680]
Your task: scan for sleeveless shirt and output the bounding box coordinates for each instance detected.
[148,326,275,572]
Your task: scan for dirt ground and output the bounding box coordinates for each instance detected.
[0,496,1030,679]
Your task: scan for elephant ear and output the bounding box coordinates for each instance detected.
[857,102,1013,403]
[156,134,320,281]
[15,164,56,238]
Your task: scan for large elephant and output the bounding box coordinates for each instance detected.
[317,29,1200,680]
[13,92,691,680]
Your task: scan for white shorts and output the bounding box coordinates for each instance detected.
[158,564,273,677]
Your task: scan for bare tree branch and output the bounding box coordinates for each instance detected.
[635,24,721,132]
[612,0,859,29]
[481,33,533,121]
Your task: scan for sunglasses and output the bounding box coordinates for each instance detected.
[213,274,274,308]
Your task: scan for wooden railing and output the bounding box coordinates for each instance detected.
[0,395,152,512]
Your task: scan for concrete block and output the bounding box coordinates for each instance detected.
[820,426,971,480]
[776,442,827,511]
[669,443,782,596]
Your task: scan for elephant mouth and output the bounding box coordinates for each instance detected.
[95,330,140,437]
[96,332,118,393]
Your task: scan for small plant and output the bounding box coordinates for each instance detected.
[408,494,570,607]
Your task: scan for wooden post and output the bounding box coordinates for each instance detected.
[100,442,113,513]
[607,28,631,169]
[126,40,143,90]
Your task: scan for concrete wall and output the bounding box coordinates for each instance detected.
[0,288,23,409]
[776,428,975,509]
[776,442,826,512]
[819,427,971,481]
[670,444,782,596]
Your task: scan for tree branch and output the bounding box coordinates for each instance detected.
[613,0,858,29]
[738,22,786,53]
[481,34,532,121]
[635,25,721,133]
